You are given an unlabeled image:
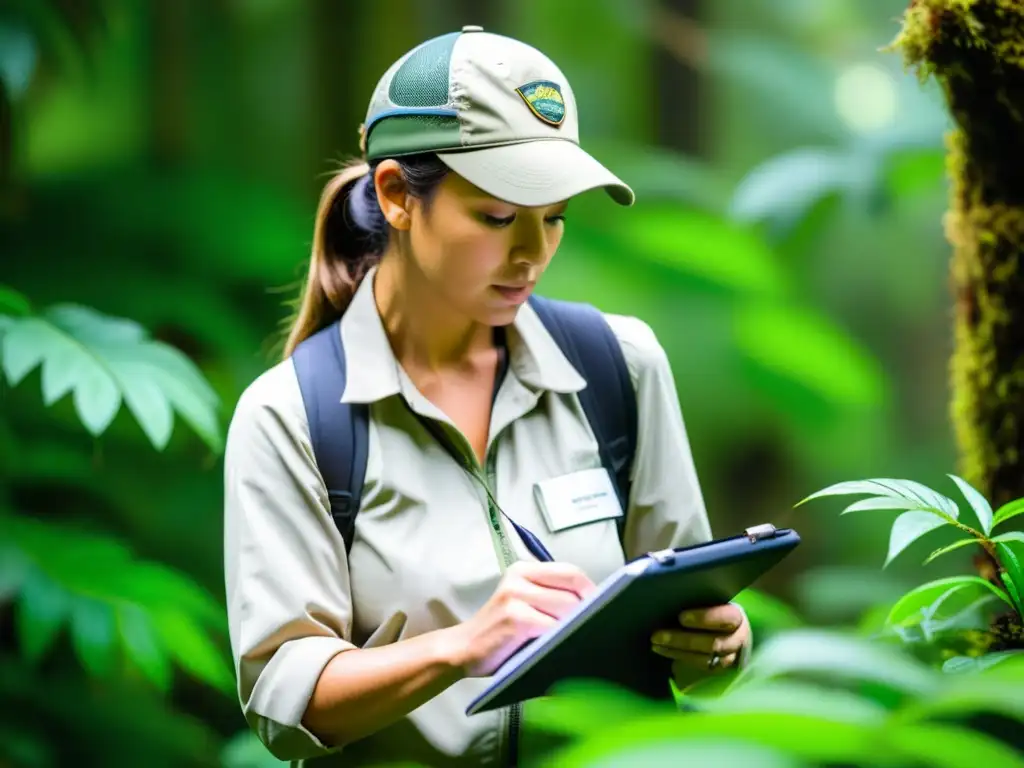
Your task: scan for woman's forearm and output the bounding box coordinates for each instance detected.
[302,625,467,748]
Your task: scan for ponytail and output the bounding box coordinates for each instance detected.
[281,153,451,359]
[281,161,381,358]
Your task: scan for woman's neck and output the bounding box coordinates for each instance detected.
[373,255,495,373]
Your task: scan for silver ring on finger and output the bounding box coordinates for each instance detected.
[708,652,721,670]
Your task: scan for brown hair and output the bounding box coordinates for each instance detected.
[281,154,450,359]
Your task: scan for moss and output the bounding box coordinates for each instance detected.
[892,0,1024,506]
[891,0,1024,78]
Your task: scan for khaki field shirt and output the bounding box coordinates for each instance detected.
[224,269,713,766]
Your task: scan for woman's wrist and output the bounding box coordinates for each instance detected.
[432,624,473,679]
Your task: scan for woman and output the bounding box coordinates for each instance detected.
[224,26,750,767]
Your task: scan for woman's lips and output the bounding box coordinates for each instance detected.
[493,284,535,304]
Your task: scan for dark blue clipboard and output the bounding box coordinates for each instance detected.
[465,524,800,715]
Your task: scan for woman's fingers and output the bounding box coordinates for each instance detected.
[650,628,744,656]
[653,646,739,670]
[510,561,596,599]
[677,604,744,632]
[508,579,585,620]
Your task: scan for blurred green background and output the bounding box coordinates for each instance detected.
[0,0,982,765]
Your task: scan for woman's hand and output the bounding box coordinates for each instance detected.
[650,603,750,680]
[446,561,596,678]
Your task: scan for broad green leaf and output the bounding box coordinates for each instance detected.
[45,304,145,344]
[728,148,864,236]
[993,532,1024,545]
[127,342,222,452]
[885,723,1024,768]
[918,590,1000,639]
[7,517,227,691]
[16,568,68,663]
[735,304,887,409]
[948,474,994,534]
[69,363,121,435]
[126,562,224,627]
[995,542,1024,617]
[993,498,1024,529]
[798,478,958,521]
[116,360,175,449]
[118,604,172,691]
[887,576,1013,627]
[562,740,807,768]
[1,304,222,451]
[7,516,223,627]
[889,478,962,516]
[0,313,119,428]
[841,497,923,514]
[700,680,887,725]
[924,537,980,565]
[526,680,668,736]
[2,317,60,385]
[546,711,873,768]
[620,207,789,297]
[69,596,117,677]
[942,652,1024,675]
[732,588,803,632]
[886,510,949,567]
[900,677,1024,731]
[118,338,218,407]
[153,610,234,694]
[0,285,31,316]
[735,629,937,696]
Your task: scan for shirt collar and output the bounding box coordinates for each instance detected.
[339,265,585,404]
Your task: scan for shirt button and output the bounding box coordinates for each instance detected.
[462,25,484,32]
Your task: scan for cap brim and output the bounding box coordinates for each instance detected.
[436,139,635,207]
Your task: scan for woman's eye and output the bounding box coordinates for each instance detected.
[481,213,516,227]
[546,215,566,225]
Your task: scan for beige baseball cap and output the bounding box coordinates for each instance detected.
[360,26,635,208]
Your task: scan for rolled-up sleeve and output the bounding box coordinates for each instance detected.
[223,361,357,761]
[604,315,713,560]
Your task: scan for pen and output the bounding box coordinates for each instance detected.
[502,513,556,562]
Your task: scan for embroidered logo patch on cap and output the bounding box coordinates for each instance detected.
[516,80,566,126]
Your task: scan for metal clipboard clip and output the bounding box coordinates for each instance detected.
[744,523,778,543]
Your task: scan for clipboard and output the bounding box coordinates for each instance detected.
[465,523,800,715]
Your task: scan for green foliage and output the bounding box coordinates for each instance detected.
[521,629,1024,767]
[2,511,232,693]
[1,290,222,452]
[799,474,1024,660]
[0,288,232,764]
[0,0,1005,765]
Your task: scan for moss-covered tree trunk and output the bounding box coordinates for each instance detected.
[894,0,1024,512]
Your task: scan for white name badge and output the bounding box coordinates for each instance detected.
[533,468,623,533]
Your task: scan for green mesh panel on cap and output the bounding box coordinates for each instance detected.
[366,115,462,160]
[387,32,459,108]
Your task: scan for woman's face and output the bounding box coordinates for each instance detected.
[399,169,569,327]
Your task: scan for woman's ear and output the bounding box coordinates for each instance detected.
[373,161,411,231]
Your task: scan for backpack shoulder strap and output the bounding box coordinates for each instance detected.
[292,320,369,554]
[528,296,638,539]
